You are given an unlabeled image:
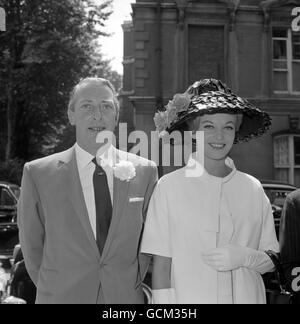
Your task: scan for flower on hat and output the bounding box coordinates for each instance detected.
[113,160,136,182]
[154,92,192,137]
[167,93,191,113]
[153,111,169,133]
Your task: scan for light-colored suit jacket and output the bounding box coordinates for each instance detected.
[18,146,158,304]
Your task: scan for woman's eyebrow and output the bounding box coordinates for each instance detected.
[201,120,213,124]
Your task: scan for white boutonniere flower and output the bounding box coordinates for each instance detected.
[113,161,136,182]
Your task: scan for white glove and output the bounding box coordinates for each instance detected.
[202,244,275,274]
[152,288,176,304]
[2,296,27,304]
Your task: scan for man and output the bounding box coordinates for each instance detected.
[279,189,300,302]
[18,77,158,304]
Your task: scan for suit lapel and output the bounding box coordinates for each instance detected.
[60,147,100,260]
[101,150,130,259]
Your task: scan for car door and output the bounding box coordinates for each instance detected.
[0,185,19,256]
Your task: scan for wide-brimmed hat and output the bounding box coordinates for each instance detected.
[154,79,271,143]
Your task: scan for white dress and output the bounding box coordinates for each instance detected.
[141,156,279,304]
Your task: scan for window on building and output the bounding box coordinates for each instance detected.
[274,134,300,186]
[272,28,300,94]
[188,25,225,84]
[294,136,300,165]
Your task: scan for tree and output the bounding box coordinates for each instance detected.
[0,0,119,169]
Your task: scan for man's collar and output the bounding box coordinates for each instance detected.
[75,143,94,169]
[96,144,116,168]
[186,153,237,182]
[75,143,117,169]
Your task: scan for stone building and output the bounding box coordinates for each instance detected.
[120,0,300,185]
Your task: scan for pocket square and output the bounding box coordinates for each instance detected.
[129,197,144,203]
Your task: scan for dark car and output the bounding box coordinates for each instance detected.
[261,180,297,239]
[0,182,20,257]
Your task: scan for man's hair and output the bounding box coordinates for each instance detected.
[68,77,120,114]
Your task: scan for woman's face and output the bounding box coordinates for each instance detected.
[195,113,238,161]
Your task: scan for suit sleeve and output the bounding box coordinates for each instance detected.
[280,195,300,263]
[142,163,158,221]
[258,187,279,253]
[137,163,158,282]
[141,178,172,258]
[18,163,45,286]
[280,195,300,292]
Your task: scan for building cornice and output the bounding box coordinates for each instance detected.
[218,0,240,31]
[123,57,135,65]
[132,2,177,9]
[119,90,135,97]
[250,97,300,114]
[260,0,300,30]
[122,21,134,32]
[175,0,189,30]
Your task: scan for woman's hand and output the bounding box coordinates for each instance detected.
[202,245,247,271]
[202,245,275,274]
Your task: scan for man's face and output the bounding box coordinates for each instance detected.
[68,82,118,154]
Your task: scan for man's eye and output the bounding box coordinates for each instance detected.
[102,104,113,111]
[81,104,93,110]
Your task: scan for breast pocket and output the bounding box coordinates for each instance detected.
[119,200,145,242]
[126,199,144,225]
[127,200,144,214]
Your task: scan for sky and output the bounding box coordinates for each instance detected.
[98,0,134,75]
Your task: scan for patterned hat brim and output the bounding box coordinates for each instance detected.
[166,91,272,143]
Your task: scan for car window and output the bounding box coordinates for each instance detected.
[264,188,294,208]
[0,187,16,206]
[9,185,20,200]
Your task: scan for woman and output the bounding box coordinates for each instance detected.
[141,79,279,304]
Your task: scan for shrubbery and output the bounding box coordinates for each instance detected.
[0,159,25,185]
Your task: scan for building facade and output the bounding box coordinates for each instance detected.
[121,0,300,185]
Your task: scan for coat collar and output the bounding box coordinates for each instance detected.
[100,148,131,259]
[182,154,237,234]
[185,153,237,184]
[58,146,101,260]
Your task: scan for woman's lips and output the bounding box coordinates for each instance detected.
[209,143,226,150]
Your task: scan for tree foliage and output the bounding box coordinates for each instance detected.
[0,0,120,172]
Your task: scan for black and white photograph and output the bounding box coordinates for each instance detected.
[0,0,300,307]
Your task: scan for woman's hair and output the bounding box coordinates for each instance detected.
[186,114,244,133]
[236,114,243,131]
